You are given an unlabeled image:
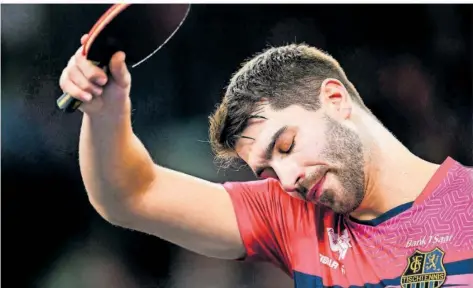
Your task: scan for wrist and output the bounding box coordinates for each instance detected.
[85,95,131,122]
[83,101,133,135]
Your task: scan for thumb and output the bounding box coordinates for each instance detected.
[108,51,131,88]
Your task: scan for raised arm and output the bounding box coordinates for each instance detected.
[60,36,245,259]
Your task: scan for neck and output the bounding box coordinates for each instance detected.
[349,113,440,221]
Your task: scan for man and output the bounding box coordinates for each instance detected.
[60,34,473,287]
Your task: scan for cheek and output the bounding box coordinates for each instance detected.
[323,173,356,202]
[295,131,328,162]
[235,142,256,165]
[324,174,342,192]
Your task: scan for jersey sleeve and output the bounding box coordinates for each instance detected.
[222,178,295,276]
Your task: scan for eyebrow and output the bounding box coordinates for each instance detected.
[264,125,288,160]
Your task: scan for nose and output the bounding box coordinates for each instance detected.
[272,161,305,192]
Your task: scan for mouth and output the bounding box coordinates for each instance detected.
[306,175,326,202]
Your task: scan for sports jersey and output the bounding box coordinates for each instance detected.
[223,157,473,287]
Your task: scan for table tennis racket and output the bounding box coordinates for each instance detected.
[56,3,190,113]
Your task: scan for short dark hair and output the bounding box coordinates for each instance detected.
[209,44,368,168]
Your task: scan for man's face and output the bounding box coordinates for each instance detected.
[235,97,366,214]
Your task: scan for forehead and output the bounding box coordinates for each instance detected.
[235,104,314,163]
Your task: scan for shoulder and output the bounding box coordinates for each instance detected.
[448,158,473,185]
[426,157,473,201]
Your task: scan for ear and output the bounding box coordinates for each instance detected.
[318,78,353,120]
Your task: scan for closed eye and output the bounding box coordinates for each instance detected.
[254,127,297,178]
[279,138,295,154]
[255,139,295,178]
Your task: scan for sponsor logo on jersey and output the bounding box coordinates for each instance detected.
[401,247,446,288]
[327,228,352,260]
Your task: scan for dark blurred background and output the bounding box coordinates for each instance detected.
[2,3,472,288]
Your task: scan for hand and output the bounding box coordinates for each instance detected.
[59,34,132,115]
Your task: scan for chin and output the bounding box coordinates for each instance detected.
[320,192,360,214]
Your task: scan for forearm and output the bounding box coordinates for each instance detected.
[78,107,156,218]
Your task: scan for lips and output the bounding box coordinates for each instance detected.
[306,175,326,202]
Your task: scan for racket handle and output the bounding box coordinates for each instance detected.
[56,92,82,113]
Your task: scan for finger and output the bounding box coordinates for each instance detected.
[75,56,108,86]
[68,65,103,96]
[75,34,89,57]
[74,44,85,57]
[108,51,131,88]
[80,34,89,45]
[72,36,87,64]
[62,80,93,102]
[59,54,84,90]
[67,45,107,88]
